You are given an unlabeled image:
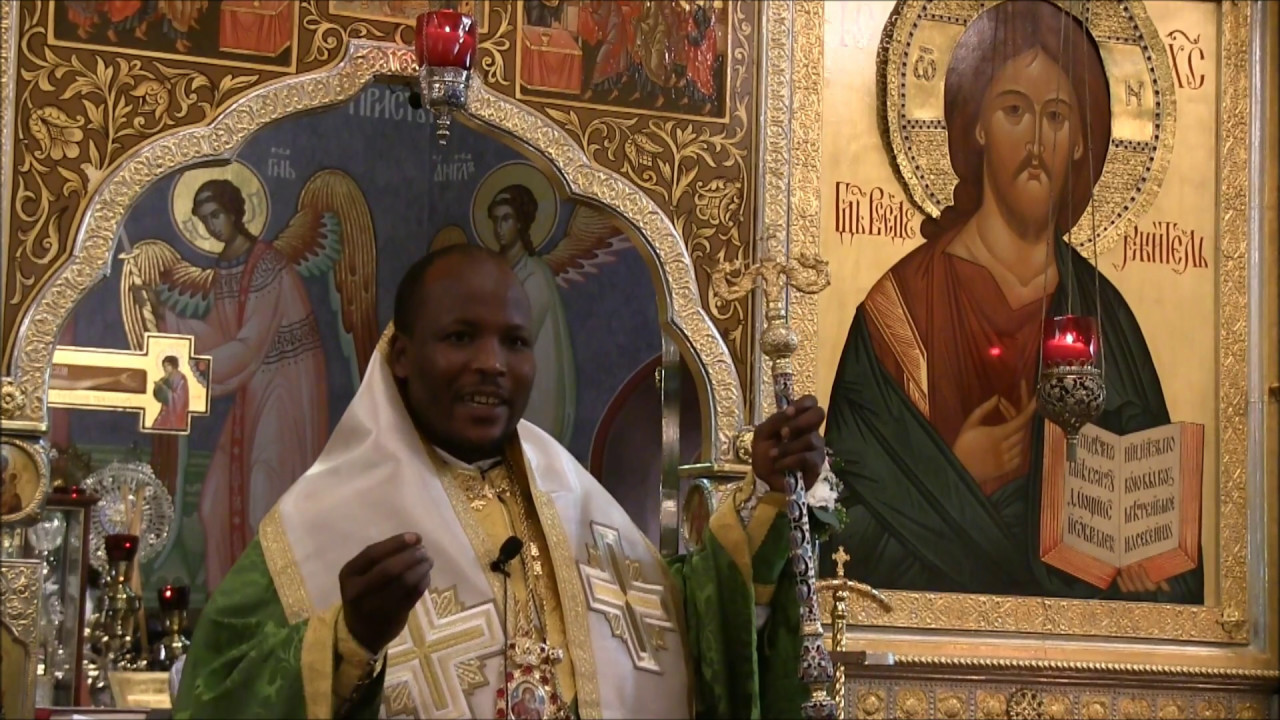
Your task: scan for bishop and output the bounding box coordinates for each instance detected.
[173,245,830,718]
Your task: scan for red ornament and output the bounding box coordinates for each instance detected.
[157,584,190,613]
[104,533,140,563]
[414,10,477,70]
[1042,315,1099,367]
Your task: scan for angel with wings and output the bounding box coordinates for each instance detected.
[482,183,630,445]
[118,168,378,592]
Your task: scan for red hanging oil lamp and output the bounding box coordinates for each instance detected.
[414,10,478,144]
[1037,314,1105,462]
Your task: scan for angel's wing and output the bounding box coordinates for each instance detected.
[117,240,215,351]
[273,169,379,375]
[542,205,630,288]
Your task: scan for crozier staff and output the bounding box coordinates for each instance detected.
[175,244,828,718]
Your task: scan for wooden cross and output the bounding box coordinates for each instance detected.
[383,586,504,719]
[579,522,675,674]
[832,546,851,579]
[47,333,211,434]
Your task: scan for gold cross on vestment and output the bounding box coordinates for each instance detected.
[382,586,504,719]
[578,522,675,674]
[832,546,851,578]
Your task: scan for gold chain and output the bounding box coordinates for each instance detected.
[490,460,555,639]
[448,458,556,643]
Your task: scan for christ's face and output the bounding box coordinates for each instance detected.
[489,203,522,252]
[977,47,1083,235]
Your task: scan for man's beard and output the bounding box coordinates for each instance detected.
[998,153,1061,236]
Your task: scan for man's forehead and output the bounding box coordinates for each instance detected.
[420,255,530,319]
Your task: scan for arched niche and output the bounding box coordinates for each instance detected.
[7,39,744,468]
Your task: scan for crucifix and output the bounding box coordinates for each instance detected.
[709,238,837,719]
[47,332,211,434]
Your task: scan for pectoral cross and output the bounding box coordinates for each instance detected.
[382,586,505,719]
[47,333,211,434]
[579,522,675,673]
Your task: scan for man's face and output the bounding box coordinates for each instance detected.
[977,47,1083,235]
[163,361,177,375]
[391,255,536,462]
[489,203,522,252]
[195,199,237,244]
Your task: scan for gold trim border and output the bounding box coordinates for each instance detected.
[259,505,312,625]
[877,655,1280,683]
[0,0,15,343]
[790,1,1274,650]
[4,40,744,464]
[757,1,823,421]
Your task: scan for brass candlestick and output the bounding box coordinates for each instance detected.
[98,534,144,672]
[710,243,836,719]
[152,585,190,669]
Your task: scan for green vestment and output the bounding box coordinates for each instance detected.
[174,490,805,719]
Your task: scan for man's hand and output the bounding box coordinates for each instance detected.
[339,533,433,653]
[752,395,827,494]
[951,383,1036,489]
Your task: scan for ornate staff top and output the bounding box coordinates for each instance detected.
[708,240,831,374]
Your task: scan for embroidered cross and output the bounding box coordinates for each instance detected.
[382,586,504,719]
[578,522,675,673]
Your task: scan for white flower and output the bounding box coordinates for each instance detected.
[806,459,840,510]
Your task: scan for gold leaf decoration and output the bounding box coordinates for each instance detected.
[4,1,266,362]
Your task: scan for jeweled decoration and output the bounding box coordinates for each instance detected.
[1037,315,1106,463]
[415,10,478,144]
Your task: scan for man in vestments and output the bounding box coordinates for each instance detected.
[821,0,1202,603]
[175,244,827,718]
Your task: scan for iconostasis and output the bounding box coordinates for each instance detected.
[2,0,759,603]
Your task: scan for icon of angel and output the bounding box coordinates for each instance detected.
[471,161,632,446]
[116,163,379,592]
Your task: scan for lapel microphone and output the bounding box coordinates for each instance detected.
[491,535,524,577]
[491,534,523,715]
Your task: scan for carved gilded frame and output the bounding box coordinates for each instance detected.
[780,0,1280,674]
[0,559,42,720]
[0,38,745,463]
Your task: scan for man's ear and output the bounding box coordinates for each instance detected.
[389,333,411,380]
[1073,138,1083,160]
[976,124,986,146]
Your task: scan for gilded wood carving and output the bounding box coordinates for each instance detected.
[2,0,759,399]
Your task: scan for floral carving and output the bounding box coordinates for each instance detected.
[27,105,84,160]
[4,1,263,360]
[548,106,751,361]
